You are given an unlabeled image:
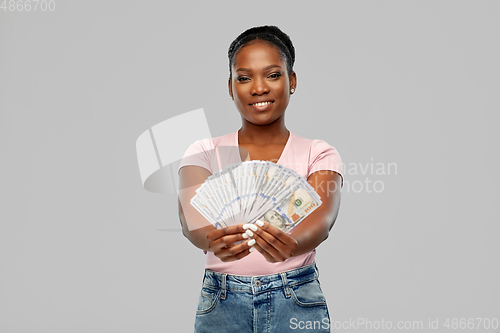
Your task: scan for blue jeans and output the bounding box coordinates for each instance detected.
[194,263,331,333]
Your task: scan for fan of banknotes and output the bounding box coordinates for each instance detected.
[190,160,322,233]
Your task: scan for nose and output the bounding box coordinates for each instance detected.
[250,77,269,96]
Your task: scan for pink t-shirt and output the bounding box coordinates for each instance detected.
[178,130,343,276]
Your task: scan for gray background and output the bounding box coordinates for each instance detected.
[1,0,499,332]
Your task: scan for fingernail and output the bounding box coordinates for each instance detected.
[256,220,264,227]
[242,233,249,239]
[243,223,257,231]
[249,247,254,253]
[247,239,256,246]
[247,224,258,231]
[245,230,254,237]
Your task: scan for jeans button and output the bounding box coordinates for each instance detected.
[255,280,262,287]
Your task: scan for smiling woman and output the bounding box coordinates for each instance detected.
[229,40,295,130]
[228,26,296,133]
[177,25,344,333]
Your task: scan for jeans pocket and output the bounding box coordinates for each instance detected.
[290,279,327,308]
[196,286,221,315]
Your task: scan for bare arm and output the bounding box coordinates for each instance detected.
[290,170,342,255]
[178,165,216,250]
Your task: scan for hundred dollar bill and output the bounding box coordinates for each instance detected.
[204,172,232,226]
[249,178,322,233]
[190,189,225,228]
[251,165,294,215]
[250,163,280,210]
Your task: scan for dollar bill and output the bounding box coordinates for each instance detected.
[190,160,323,232]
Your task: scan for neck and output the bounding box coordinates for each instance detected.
[238,116,289,146]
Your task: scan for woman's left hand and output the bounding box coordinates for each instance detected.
[248,220,298,263]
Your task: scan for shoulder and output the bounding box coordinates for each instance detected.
[178,131,237,174]
[290,132,340,156]
[290,132,343,181]
[184,131,236,154]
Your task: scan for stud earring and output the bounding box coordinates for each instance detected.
[291,88,295,94]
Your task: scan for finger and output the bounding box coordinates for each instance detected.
[255,220,297,245]
[252,243,279,263]
[216,239,257,262]
[252,222,296,258]
[221,246,254,262]
[210,232,248,252]
[206,224,247,243]
[251,232,290,262]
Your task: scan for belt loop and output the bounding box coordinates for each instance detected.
[220,273,227,300]
[314,264,320,279]
[279,272,291,298]
[201,270,208,287]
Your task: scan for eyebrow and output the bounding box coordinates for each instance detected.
[236,64,282,72]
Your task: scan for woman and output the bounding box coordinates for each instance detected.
[178,25,343,333]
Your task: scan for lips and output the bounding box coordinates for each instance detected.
[249,100,274,112]
[249,100,274,106]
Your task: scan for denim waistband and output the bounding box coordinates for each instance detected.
[202,263,319,297]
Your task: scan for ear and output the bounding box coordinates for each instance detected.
[289,71,297,92]
[228,77,234,100]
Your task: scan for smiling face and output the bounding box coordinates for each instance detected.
[228,40,296,126]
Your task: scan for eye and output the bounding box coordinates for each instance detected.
[237,76,249,82]
[268,73,282,79]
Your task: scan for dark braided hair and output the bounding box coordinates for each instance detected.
[228,25,295,79]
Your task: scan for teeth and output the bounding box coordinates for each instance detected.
[253,101,272,107]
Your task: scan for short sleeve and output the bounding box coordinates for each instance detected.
[308,140,344,188]
[177,138,214,174]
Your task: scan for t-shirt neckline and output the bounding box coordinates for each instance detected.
[234,130,292,164]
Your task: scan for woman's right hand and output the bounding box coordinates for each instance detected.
[207,224,256,262]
